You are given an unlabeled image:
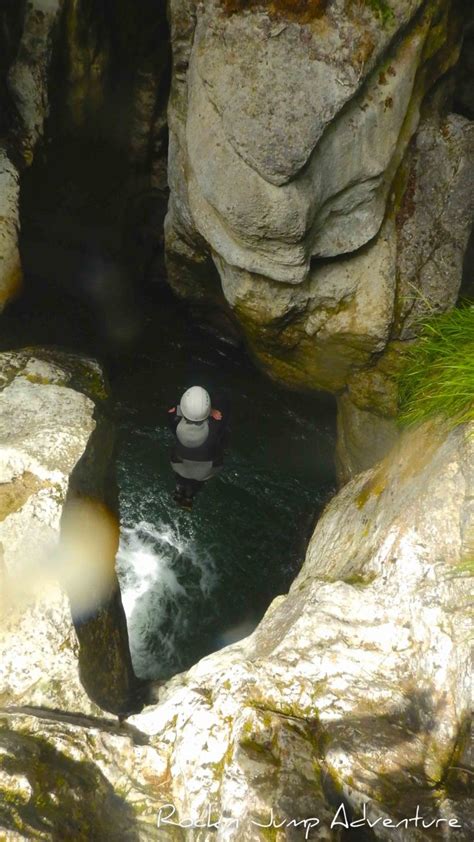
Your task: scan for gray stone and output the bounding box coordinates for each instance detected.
[396,114,474,337]
[182,1,432,284]
[166,0,471,421]
[196,0,423,186]
[335,391,399,484]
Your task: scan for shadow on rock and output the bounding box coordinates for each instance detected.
[0,726,140,841]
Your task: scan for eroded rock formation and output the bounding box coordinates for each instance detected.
[0,7,472,836]
[1,413,472,839]
[165,0,474,475]
[0,349,141,717]
[2,1,472,475]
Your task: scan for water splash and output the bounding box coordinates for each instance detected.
[116,519,218,680]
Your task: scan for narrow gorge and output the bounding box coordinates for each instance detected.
[0,1,472,840]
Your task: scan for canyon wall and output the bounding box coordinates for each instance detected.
[1,1,473,475]
[165,0,474,477]
[1,409,472,840]
[0,348,142,717]
[0,0,170,312]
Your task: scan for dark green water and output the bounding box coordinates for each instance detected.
[112,290,336,679]
[1,137,337,680]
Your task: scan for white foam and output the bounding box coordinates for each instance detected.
[116,519,218,679]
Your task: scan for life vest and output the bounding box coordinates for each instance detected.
[168,402,226,481]
[176,417,209,449]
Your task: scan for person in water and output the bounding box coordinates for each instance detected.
[167,386,227,509]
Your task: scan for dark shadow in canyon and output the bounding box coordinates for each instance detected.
[0,12,337,685]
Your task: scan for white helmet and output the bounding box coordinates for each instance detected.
[180,386,211,422]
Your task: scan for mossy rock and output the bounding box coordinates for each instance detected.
[0,348,108,403]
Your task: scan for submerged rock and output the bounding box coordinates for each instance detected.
[1,414,471,839]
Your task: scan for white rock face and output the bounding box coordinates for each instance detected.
[1,415,471,839]
[185,2,428,281]
[197,0,423,187]
[0,350,106,715]
[167,0,463,281]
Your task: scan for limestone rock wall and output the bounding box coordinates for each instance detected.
[165,0,474,475]
[0,152,21,311]
[0,349,140,718]
[0,0,170,313]
[0,0,64,311]
[1,414,471,839]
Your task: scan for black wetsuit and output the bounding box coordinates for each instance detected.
[167,401,227,501]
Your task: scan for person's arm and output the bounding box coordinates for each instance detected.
[167,405,182,432]
[209,410,227,466]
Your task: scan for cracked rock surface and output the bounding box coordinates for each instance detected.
[1,415,472,840]
[165,0,474,460]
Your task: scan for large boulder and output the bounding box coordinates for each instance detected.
[165,0,474,476]
[0,348,141,717]
[1,413,471,839]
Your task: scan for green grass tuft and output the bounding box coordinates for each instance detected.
[451,559,474,577]
[397,305,474,428]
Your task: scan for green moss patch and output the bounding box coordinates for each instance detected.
[365,0,394,26]
[0,473,52,523]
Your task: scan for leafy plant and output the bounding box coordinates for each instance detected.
[397,305,474,427]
